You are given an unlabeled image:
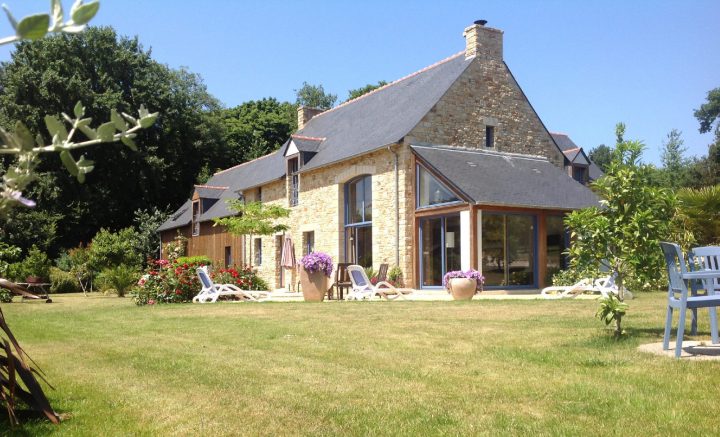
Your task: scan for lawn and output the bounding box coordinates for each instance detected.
[2,293,719,436]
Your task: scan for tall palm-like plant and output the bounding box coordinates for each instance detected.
[677,184,720,246]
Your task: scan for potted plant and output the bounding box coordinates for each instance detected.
[299,252,333,302]
[443,270,484,300]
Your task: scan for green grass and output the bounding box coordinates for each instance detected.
[2,293,719,436]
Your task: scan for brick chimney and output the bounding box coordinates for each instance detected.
[463,19,503,61]
[297,106,324,130]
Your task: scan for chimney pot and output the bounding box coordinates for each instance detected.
[474,19,487,26]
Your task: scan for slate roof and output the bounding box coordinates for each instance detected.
[296,52,473,172]
[158,150,286,231]
[159,52,473,233]
[411,145,599,210]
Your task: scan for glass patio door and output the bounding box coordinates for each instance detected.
[419,214,461,287]
[481,213,536,288]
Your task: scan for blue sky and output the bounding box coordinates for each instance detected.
[3,0,719,164]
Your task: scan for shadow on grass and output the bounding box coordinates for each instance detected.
[0,410,55,436]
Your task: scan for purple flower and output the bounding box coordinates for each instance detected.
[443,269,485,290]
[300,252,334,277]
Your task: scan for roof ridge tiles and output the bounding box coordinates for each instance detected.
[194,184,229,190]
[291,134,325,141]
[308,50,466,120]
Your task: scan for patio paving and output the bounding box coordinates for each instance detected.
[638,341,720,360]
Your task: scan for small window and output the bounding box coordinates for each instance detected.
[288,157,299,207]
[192,200,200,236]
[485,125,495,148]
[417,165,460,208]
[572,166,587,183]
[224,246,232,268]
[254,238,262,266]
[303,231,315,256]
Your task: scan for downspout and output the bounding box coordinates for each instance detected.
[387,145,400,266]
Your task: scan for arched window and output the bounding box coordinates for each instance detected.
[345,175,372,267]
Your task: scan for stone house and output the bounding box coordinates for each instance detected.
[158,21,599,291]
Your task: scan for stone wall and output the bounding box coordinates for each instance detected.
[405,57,565,167]
[249,145,417,289]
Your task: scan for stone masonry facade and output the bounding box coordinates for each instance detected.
[406,48,564,167]
[248,145,416,290]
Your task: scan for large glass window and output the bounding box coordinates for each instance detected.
[417,166,460,208]
[345,175,372,267]
[481,213,536,287]
[419,214,461,287]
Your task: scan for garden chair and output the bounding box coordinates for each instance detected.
[687,246,720,335]
[193,267,269,303]
[345,265,412,301]
[660,242,720,358]
[330,263,352,300]
[377,263,389,282]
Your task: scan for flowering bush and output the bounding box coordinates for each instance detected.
[443,270,485,292]
[213,267,269,291]
[300,252,334,277]
[132,259,268,306]
[132,258,207,305]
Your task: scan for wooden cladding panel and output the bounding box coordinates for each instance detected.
[160,224,245,267]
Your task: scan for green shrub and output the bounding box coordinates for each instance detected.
[98,264,140,297]
[49,267,80,293]
[175,256,212,267]
[0,242,21,279]
[21,246,51,281]
[89,228,142,271]
[387,266,404,286]
[0,288,12,303]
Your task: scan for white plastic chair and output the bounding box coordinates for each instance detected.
[345,265,412,301]
[193,266,269,303]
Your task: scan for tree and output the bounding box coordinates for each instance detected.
[346,80,387,102]
[132,207,170,264]
[218,98,297,164]
[0,1,158,426]
[588,144,612,173]
[295,82,337,110]
[0,26,222,255]
[213,201,290,266]
[677,184,720,246]
[688,88,720,188]
[659,129,690,188]
[565,124,676,336]
[694,87,720,135]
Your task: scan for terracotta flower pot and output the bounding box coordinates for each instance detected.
[447,278,477,300]
[300,268,328,302]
